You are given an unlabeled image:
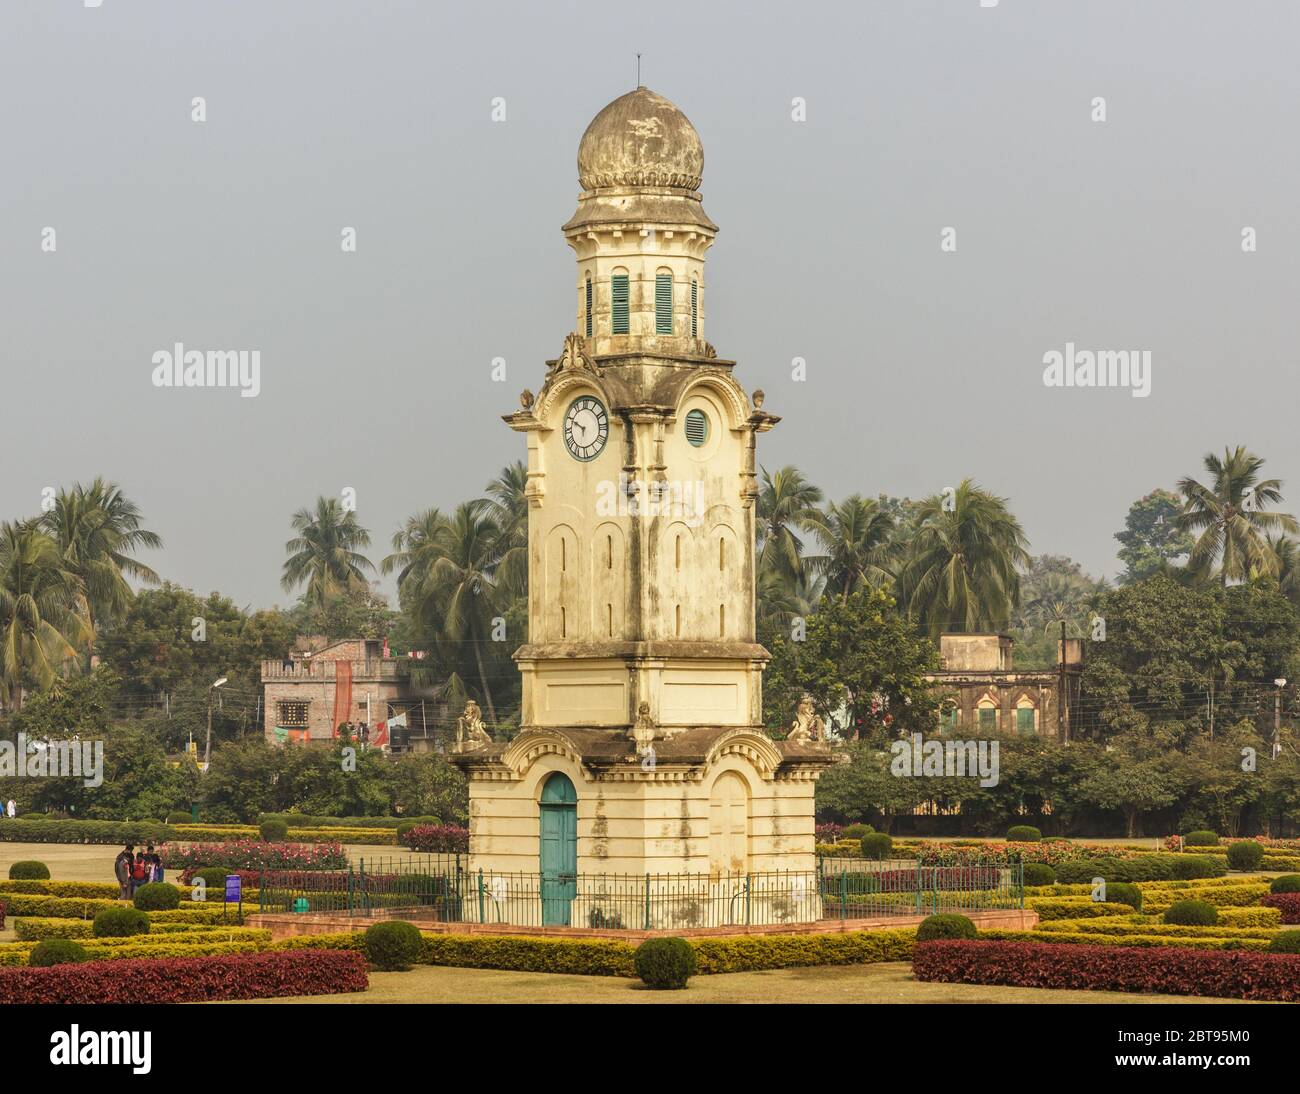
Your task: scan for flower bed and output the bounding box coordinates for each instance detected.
[399,825,469,853]
[160,840,349,872]
[0,949,368,1003]
[912,938,1300,1001]
[1262,893,1300,924]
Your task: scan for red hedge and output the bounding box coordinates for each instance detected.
[913,939,1300,1002]
[0,949,368,1004]
[1262,893,1300,924]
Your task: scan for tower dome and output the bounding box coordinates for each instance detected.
[577,87,703,191]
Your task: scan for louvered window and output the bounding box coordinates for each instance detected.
[655,273,673,334]
[611,275,629,334]
[684,409,709,447]
[1016,707,1035,735]
[691,278,698,337]
[585,278,593,337]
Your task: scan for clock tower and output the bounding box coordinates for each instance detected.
[452,89,831,917]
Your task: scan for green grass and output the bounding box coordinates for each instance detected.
[226,960,1258,1005]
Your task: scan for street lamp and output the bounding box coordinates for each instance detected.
[1274,679,1287,760]
[205,677,228,769]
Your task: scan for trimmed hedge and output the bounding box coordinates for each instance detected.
[0,819,176,844]
[1184,830,1219,847]
[1022,863,1056,887]
[1163,900,1219,926]
[8,861,51,880]
[269,927,920,977]
[0,949,368,1002]
[28,939,87,967]
[1035,916,1278,940]
[916,914,977,942]
[913,939,1300,1001]
[1269,930,1300,954]
[841,824,875,841]
[978,929,1272,953]
[1227,841,1265,871]
[1261,893,1300,924]
[259,817,289,841]
[859,833,893,859]
[1103,882,1143,911]
[133,882,181,911]
[1055,854,1225,884]
[1271,875,1300,894]
[1006,825,1042,843]
[635,937,697,989]
[92,907,149,938]
[1026,898,1133,921]
[365,921,423,971]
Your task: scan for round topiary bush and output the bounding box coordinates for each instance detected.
[1022,863,1056,887]
[634,937,697,990]
[132,882,181,911]
[259,817,289,841]
[1006,825,1042,843]
[1269,874,1300,894]
[165,811,193,824]
[1163,900,1219,927]
[841,823,875,842]
[859,832,893,859]
[1170,854,1227,880]
[1226,841,1265,871]
[8,861,50,880]
[1268,929,1300,954]
[364,920,424,971]
[916,913,977,942]
[1103,882,1143,911]
[28,939,89,967]
[92,907,150,938]
[192,867,232,890]
[1183,830,1218,847]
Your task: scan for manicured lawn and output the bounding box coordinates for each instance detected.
[229,960,1256,1005]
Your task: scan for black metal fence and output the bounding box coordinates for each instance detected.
[257,855,1023,928]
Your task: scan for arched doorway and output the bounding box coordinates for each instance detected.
[708,771,750,876]
[539,772,577,925]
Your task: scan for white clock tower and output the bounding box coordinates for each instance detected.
[452,88,831,922]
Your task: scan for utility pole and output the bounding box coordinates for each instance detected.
[1058,621,1066,742]
[1275,679,1287,759]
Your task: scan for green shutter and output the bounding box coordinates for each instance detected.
[684,409,709,447]
[611,275,629,334]
[585,278,592,337]
[655,273,673,334]
[1017,707,1035,735]
[691,279,698,337]
[979,707,996,730]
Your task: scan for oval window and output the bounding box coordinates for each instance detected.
[684,409,709,447]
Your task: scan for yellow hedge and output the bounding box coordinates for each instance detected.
[981,928,1272,952]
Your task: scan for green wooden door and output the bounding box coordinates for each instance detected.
[539,774,577,925]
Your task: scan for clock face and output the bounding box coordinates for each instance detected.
[563,396,609,461]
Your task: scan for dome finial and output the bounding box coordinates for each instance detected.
[576,87,703,191]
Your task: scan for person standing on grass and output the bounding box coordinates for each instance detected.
[114,843,135,899]
[5,799,14,818]
[145,843,163,884]
[130,851,148,896]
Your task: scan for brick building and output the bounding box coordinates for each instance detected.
[926,633,1084,740]
[261,638,439,749]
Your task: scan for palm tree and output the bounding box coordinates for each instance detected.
[407,501,504,726]
[381,508,449,592]
[1021,571,1092,636]
[810,494,897,598]
[281,497,374,611]
[40,478,162,650]
[896,479,1030,636]
[1177,446,1299,586]
[0,522,89,708]
[756,567,826,637]
[1265,534,1300,608]
[483,461,529,598]
[757,466,825,590]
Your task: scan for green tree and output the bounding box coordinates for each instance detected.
[39,478,162,649]
[757,466,825,589]
[1177,447,1298,586]
[810,494,897,598]
[281,497,374,611]
[896,479,1030,637]
[1115,489,1192,584]
[0,522,88,708]
[764,588,939,741]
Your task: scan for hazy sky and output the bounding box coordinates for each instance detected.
[3,0,1299,609]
